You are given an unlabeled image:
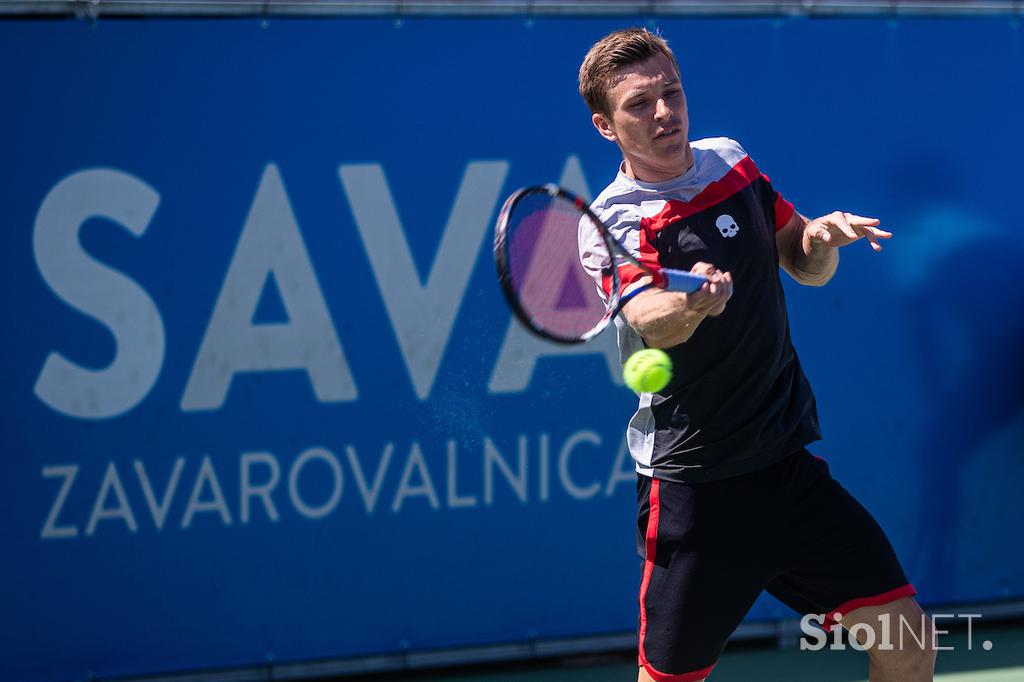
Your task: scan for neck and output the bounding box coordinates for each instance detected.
[624,143,695,183]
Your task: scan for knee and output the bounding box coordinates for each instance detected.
[875,637,937,670]
[868,616,937,673]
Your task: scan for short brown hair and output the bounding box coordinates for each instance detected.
[578,28,680,117]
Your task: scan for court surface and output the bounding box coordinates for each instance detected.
[367,622,1024,682]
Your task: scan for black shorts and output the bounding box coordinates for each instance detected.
[636,449,914,681]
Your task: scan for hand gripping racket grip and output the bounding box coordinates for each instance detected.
[655,268,709,294]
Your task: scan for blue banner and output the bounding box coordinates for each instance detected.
[1,15,1022,682]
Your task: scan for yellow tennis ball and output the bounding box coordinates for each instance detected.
[623,349,673,394]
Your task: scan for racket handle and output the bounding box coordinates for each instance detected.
[658,268,708,294]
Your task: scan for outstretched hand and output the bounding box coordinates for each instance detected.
[805,211,892,252]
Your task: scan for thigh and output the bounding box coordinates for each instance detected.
[765,452,915,628]
[637,475,770,680]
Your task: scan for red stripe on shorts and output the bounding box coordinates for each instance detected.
[822,584,918,630]
[638,479,717,682]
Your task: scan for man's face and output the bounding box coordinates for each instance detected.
[593,52,691,183]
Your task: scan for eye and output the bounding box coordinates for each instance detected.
[665,88,681,97]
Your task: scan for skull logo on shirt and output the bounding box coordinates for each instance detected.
[716,214,739,238]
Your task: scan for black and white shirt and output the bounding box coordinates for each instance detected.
[588,137,821,482]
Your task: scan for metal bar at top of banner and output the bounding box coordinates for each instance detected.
[1,0,1023,18]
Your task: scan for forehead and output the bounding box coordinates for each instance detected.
[607,53,680,102]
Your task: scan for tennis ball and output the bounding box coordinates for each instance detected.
[623,349,673,394]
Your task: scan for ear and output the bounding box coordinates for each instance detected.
[592,112,617,142]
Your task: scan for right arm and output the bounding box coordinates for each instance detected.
[621,262,733,349]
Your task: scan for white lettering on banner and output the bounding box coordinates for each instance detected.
[346,443,393,514]
[288,447,343,519]
[32,156,624,418]
[41,465,80,539]
[488,156,623,393]
[33,168,166,419]
[86,461,139,535]
[338,161,509,400]
[488,321,622,393]
[135,458,186,530]
[392,442,441,513]
[181,164,356,411]
[484,436,528,505]
[38,430,634,540]
[559,430,602,500]
[446,440,478,509]
[240,452,281,523]
[538,433,550,503]
[182,456,233,528]
[604,437,636,497]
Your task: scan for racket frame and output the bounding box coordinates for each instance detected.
[494,184,706,345]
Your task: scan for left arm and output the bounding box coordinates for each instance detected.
[776,210,892,286]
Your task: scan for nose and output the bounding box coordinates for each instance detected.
[654,98,672,121]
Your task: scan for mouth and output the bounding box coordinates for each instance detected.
[655,127,681,140]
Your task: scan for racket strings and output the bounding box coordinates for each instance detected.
[502,192,616,341]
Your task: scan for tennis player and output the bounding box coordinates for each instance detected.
[578,28,935,682]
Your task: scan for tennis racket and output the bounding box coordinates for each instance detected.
[493,184,708,344]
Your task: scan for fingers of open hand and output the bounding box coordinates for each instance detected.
[845,213,882,229]
[858,223,893,252]
[832,211,860,241]
[811,225,832,243]
[814,213,893,251]
[861,227,882,251]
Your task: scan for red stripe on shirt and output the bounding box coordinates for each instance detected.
[639,155,762,235]
[762,171,795,230]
